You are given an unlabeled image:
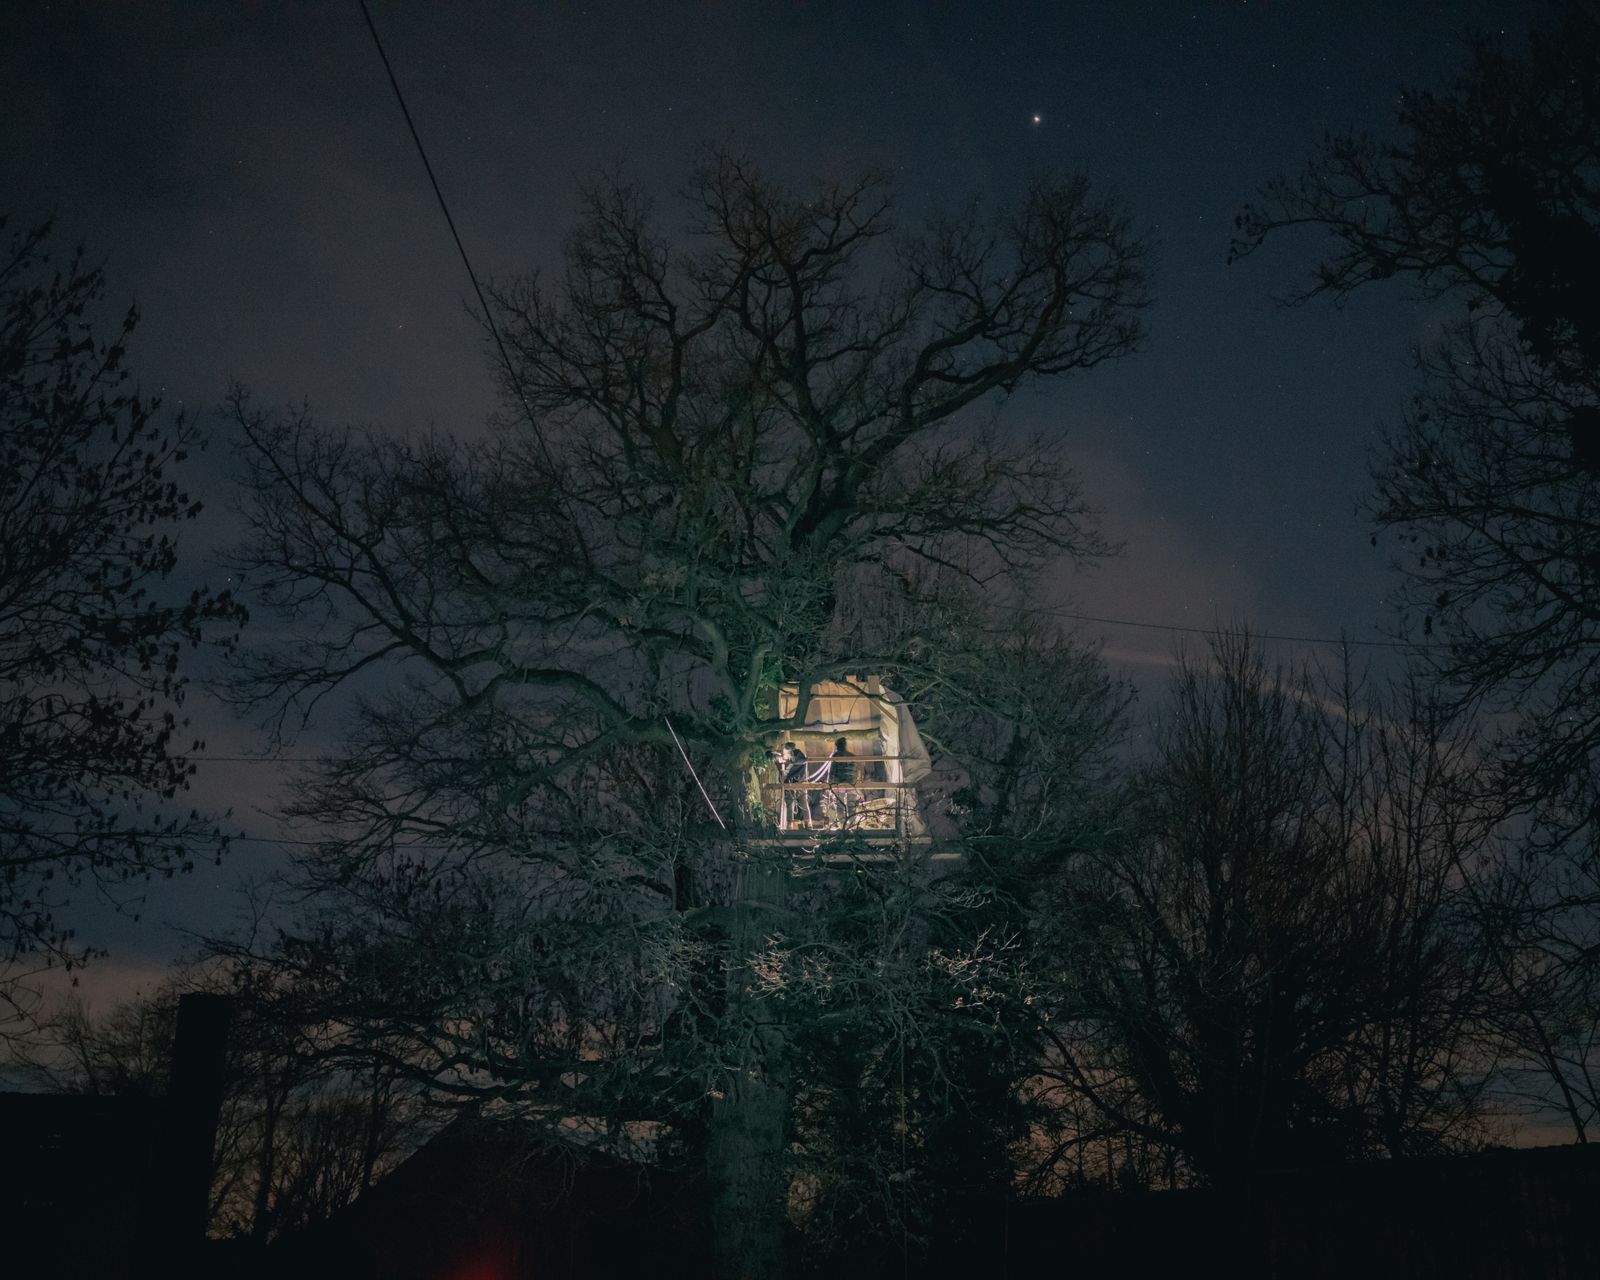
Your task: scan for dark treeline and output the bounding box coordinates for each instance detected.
[13,627,1597,1266]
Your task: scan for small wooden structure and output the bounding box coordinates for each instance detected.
[762,677,952,859]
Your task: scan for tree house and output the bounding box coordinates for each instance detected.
[762,677,953,861]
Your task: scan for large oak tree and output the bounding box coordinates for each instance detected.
[227,148,1144,1276]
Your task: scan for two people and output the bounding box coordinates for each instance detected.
[782,737,863,827]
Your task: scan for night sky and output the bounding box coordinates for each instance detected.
[2,0,1531,998]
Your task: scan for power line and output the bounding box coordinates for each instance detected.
[357,1,497,361]
[189,756,321,764]
[1008,603,1429,651]
[30,829,475,851]
[355,0,571,511]
[185,607,1435,768]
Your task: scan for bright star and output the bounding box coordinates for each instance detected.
[1031,113,1042,126]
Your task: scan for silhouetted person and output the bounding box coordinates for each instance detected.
[782,742,812,826]
[830,737,856,785]
[828,737,860,824]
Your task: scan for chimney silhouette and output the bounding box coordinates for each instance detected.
[143,992,232,1276]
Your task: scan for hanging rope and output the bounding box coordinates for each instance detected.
[664,717,727,829]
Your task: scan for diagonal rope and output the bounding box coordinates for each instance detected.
[665,717,727,829]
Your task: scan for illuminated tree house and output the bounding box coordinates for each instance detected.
[763,677,940,855]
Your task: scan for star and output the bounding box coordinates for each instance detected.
[1031,113,1043,126]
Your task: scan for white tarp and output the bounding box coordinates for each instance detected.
[885,689,932,785]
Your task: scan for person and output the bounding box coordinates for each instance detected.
[862,739,887,810]
[782,742,812,827]
[830,736,856,785]
[827,736,860,825]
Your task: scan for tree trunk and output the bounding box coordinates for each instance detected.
[706,854,790,1280]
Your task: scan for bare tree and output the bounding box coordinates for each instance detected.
[206,967,424,1243]
[1231,2,1600,822]
[1033,635,1502,1190]
[1230,1,1600,1146]
[24,972,421,1243]
[19,986,177,1096]
[1468,829,1600,1141]
[0,217,243,1026]
[225,148,1146,1275]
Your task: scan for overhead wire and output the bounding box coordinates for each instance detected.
[187,608,1429,770]
[357,3,749,824]
[355,0,574,526]
[1002,602,1430,651]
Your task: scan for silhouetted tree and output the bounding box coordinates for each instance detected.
[0,218,242,1022]
[1034,635,1501,1189]
[1469,829,1600,1140]
[25,973,422,1242]
[224,147,1145,1276]
[1232,1,1600,817]
[206,963,424,1243]
[1231,0,1600,1142]
[21,986,177,1096]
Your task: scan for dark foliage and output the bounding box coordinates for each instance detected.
[1233,2,1600,816]
[1232,1,1600,1142]
[0,217,243,994]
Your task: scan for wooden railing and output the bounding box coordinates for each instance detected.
[761,755,921,840]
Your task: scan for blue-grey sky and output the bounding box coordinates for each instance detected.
[2,0,1529,995]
